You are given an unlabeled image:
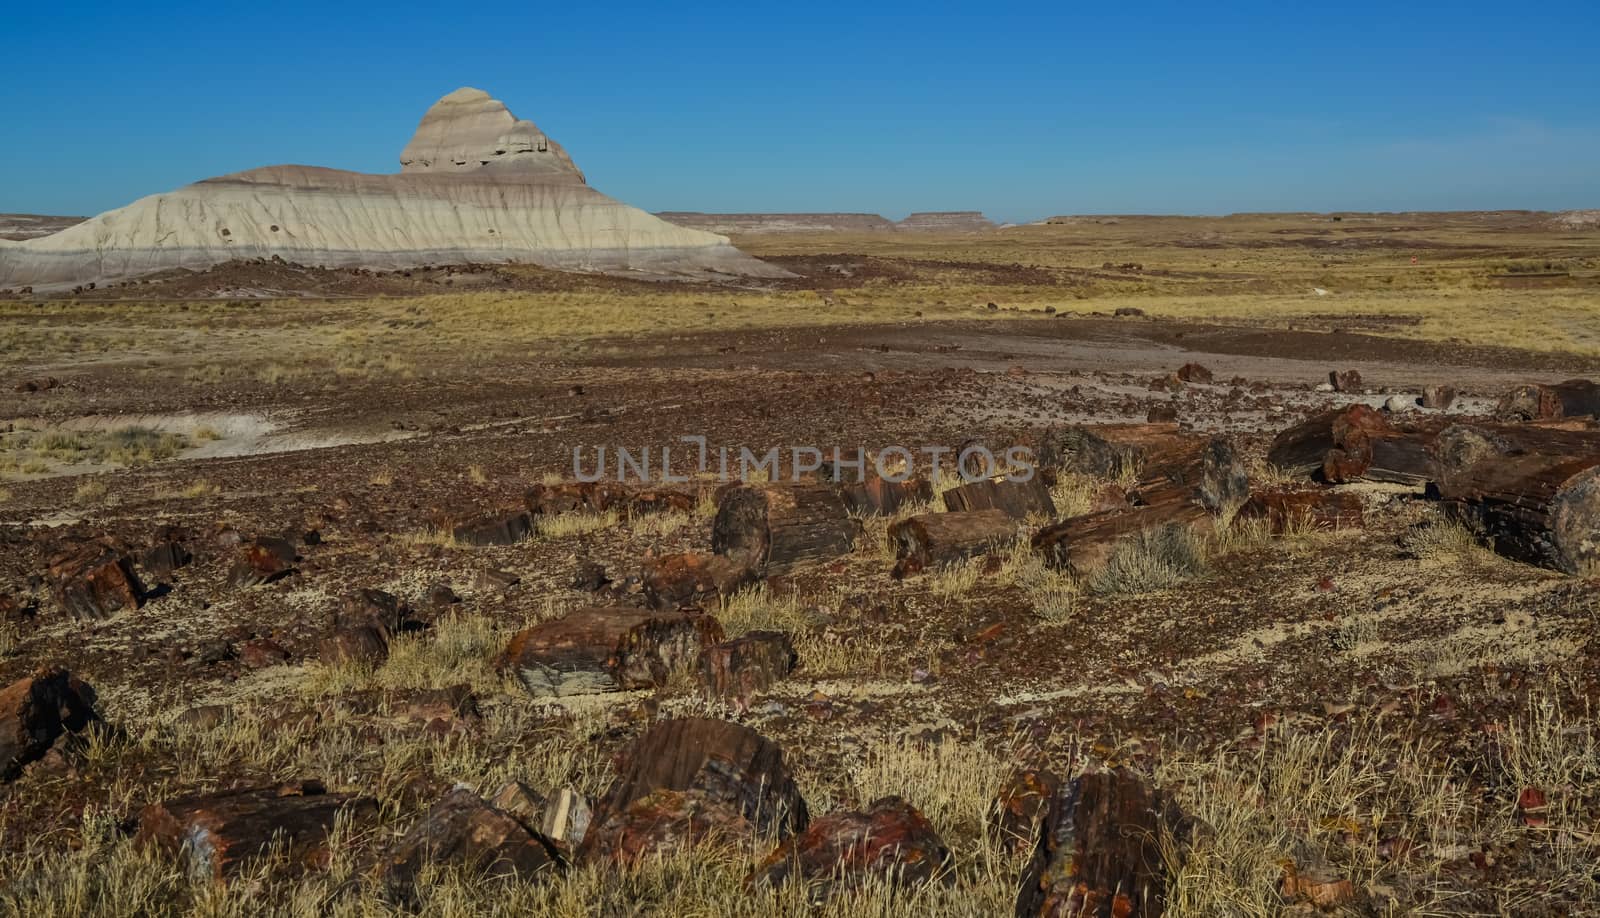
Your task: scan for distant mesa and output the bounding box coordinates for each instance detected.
[656,211,995,234]
[0,88,788,290]
[1552,210,1600,230]
[0,213,85,241]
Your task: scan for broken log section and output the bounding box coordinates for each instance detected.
[1031,503,1211,579]
[1499,378,1600,421]
[712,483,858,574]
[1044,423,1190,478]
[1234,490,1364,534]
[1434,452,1600,575]
[642,551,757,609]
[890,509,1019,577]
[942,475,1056,519]
[498,607,723,697]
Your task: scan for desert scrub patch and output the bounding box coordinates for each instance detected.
[537,510,619,540]
[72,479,109,504]
[998,540,1077,622]
[1088,524,1207,595]
[1401,518,1490,564]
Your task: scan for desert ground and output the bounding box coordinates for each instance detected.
[3,211,1600,915]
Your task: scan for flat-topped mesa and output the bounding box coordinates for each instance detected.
[895,211,995,231]
[399,87,584,181]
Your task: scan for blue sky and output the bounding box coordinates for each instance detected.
[5,1,1597,222]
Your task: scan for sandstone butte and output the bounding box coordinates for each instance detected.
[0,87,789,290]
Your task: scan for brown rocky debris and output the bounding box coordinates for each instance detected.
[1176,362,1213,384]
[334,588,406,638]
[498,606,723,696]
[698,630,798,700]
[1014,769,1177,917]
[48,543,142,619]
[1421,384,1457,410]
[319,625,389,666]
[1279,860,1356,907]
[0,667,99,781]
[136,780,377,881]
[1329,369,1363,392]
[1498,378,1600,420]
[641,551,756,609]
[583,718,807,864]
[228,537,297,588]
[582,788,756,866]
[140,525,193,581]
[379,788,562,906]
[451,510,533,546]
[749,796,954,901]
[990,768,1063,856]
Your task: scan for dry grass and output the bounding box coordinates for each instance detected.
[1088,524,1208,596]
[71,479,108,504]
[536,510,620,540]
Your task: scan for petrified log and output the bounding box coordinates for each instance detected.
[698,631,798,700]
[333,588,406,637]
[587,718,807,853]
[525,481,630,516]
[1234,489,1364,533]
[136,780,377,881]
[1433,452,1600,574]
[641,551,756,610]
[498,607,723,696]
[228,537,297,588]
[1430,422,1600,482]
[1499,378,1600,420]
[451,511,533,547]
[141,524,193,581]
[749,796,953,901]
[712,483,858,573]
[990,768,1063,856]
[1267,405,1392,478]
[319,625,389,666]
[839,474,933,516]
[379,788,561,906]
[1329,369,1363,392]
[628,488,696,515]
[48,543,142,619]
[1420,385,1457,410]
[1015,769,1177,918]
[890,509,1019,577]
[1032,504,1211,578]
[1127,436,1249,512]
[534,786,593,853]
[943,475,1056,519]
[0,667,99,781]
[1044,423,1190,478]
[582,788,756,866]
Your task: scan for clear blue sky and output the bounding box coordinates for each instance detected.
[6,0,1597,222]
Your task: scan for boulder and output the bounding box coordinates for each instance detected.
[48,543,142,619]
[697,631,798,700]
[0,667,99,781]
[582,718,807,863]
[498,607,723,696]
[749,796,953,901]
[379,788,561,906]
[136,780,377,881]
[228,537,297,588]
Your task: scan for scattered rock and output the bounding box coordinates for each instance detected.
[990,768,1062,856]
[1146,404,1179,423]
[1421,385,1457,410]
[228,537,297,589]
[238,638,291,668]
[379,788,561,906]
[1382,394,1413,413]
[642,551,755,609]
[475,568,520,593]
[1279,860,1356,907]
[13,376,59,393]
[698,631,798,700]
[1176,362,1213,384]
[1113,307,1146,317]
[582,718,808,864]
[137,780,377,881]
[498,606,723,696]
[48,543,142,620]
[570,559,610,592]
[319,625,388,666]
[0,667,99,781]
[749,796,953,902]
[452,511,533,547]
[425,582,461,608]
[1329,370,1363,393]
